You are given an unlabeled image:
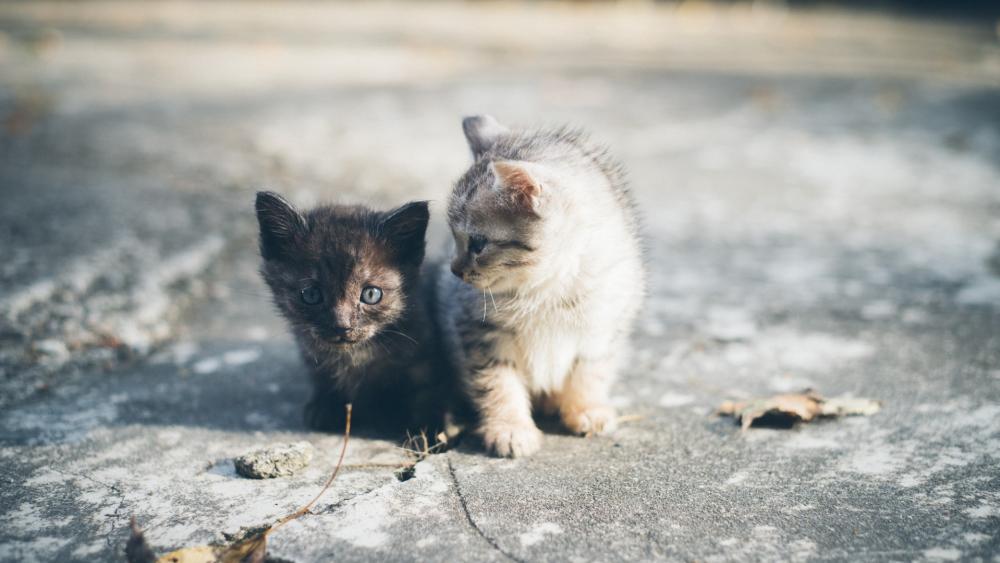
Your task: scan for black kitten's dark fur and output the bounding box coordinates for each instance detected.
[255,191,446,434]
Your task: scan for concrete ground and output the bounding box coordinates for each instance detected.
[1,2,999,561]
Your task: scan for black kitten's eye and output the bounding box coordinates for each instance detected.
[469,235,488,254]
[300,286,323,305]
[360,286,382,305]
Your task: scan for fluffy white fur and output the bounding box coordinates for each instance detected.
[440,117,645,457]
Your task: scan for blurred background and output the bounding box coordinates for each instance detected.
[2,2,1000,561]
[1,0,998,400]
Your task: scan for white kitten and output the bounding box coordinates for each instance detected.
[437,115,646,457]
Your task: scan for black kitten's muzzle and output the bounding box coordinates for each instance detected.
[323,325,358,344]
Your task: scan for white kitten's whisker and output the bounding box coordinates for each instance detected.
[482,287,488,322]
[488,286,499,313]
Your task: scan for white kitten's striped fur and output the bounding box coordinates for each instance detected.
[437,116,645,457]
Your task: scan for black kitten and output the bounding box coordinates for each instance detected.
[255,191,445,434]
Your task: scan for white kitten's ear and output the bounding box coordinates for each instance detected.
[491,161,542,212]
[255,191,306,260]
[463,115,508,159]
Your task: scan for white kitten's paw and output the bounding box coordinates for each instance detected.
[481,421,543,458]
[562,405,618,436]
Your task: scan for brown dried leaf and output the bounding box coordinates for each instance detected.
[820,397,882,417]
[130,523,260,563]
[217,533,267,563]
[718,390,880,430]
[155,546,218,563]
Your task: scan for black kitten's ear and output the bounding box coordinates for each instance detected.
[255,191,306,260]
[462,115,508,159]
[379,201,429,262]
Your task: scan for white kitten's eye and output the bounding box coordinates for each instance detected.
[469,235,488,254]
[360,286,382,305]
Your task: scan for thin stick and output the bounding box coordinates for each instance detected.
[342,463,407,469]
[268,404,352,535]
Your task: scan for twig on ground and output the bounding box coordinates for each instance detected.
[126,405,354,563]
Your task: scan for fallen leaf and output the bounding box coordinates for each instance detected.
[155,545,217,563]
[820,397,882,417]
[127,527,267,563]
[718,390,880,430]
[217,534,267,563]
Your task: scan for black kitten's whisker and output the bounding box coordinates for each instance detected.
[383,329,419,346]
[230,287,274,299]
[372,339,390,358]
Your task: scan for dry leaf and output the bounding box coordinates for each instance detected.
[820,397,882,417]
[155,546,218,563]
[718,390,880,430]
[222,534,268,563]
[128,525,265,563]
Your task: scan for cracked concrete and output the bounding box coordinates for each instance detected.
[2,1,1000,562]
[44,468,128,551]
[446,455,523,563]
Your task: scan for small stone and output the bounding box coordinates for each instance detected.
[234,442,314,479]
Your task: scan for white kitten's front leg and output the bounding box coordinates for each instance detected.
[558,357,618,436]
[472,363,542,458]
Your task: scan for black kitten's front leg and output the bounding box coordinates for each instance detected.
[304,381,351,432]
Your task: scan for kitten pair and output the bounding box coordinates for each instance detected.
[257,116,644,457]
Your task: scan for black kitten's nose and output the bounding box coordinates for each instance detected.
[331,326,353,338]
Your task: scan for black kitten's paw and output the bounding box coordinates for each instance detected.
[304,398,349,432]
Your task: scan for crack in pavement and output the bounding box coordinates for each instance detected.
[446,453,523,563]
[104,491,129,550]
[49,468,129,549]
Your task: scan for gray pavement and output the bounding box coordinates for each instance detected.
[1,2,999,561]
